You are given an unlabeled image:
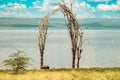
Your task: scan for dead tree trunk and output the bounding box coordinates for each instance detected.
[38,14,49,69]
[40,50,44,68]
[56,3,79,68]
[72,50,76,68]
[77,49,82,68]
[77,29,84,68]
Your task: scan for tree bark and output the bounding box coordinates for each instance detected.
[77,49,82,68]
[72,44,77,68]
[40,51,43,69]
[77,57,80,68]
[72,52,76,68]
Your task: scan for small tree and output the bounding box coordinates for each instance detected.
[3,50,31,74]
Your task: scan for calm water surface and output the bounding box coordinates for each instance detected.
[0,18,120,69]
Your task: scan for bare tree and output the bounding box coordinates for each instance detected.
[54,3,79,68]
[38,0,87,69]
[54,1,87,68]
[38,14,49,69]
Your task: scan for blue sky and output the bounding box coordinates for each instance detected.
[0,0,120,18]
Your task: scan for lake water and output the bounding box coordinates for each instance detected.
[0,18,120,69]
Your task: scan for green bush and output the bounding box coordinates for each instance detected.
[3,50,32,74]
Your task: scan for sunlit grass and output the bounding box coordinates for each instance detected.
[0,68,120,80]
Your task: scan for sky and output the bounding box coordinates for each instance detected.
[0,0,120,18]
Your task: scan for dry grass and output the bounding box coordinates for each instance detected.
[0,68,120,80]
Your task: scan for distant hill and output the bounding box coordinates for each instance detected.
[0,18,120,30]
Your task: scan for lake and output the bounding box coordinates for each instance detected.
[0,18,120,69]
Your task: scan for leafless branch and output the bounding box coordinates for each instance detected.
[38,14,49,69]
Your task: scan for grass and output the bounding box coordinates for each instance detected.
[0,68,120,80]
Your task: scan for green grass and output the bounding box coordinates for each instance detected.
[0,68,120,80]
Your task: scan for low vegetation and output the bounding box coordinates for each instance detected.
[3,50,32,74]
[0,68,120,80]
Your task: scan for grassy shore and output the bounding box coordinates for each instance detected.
[0,68,120,80]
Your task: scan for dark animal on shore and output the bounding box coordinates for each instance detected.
[41,65,50,69]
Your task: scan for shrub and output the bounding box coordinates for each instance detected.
[3,50,31,74]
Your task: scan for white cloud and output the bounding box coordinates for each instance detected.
[7,2,13,6]
[73,2,95,12]
[32,0,50,11]
[41,0,50,11]
[77,13,95,18]
[60,0,75,4]
[102,15,120,18]
[80,2,90,7]
[96,0,120,11]
[0,2,27,11]
[117,0,120,5]
[13,3,26,10]
[50,1,95,18]
[0,3,26,12]
[32,0,41,7]
[0,2,31,17]
[88,0,112,4]
[0,11,10,17]
[0,0,51,18]
[0,0,119,18]
[72,2,95,18]
[0,10,36,18]
[0,4,6,8]
[0,0,95,18]
[88,0,110,2]
[97,4,120,11]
